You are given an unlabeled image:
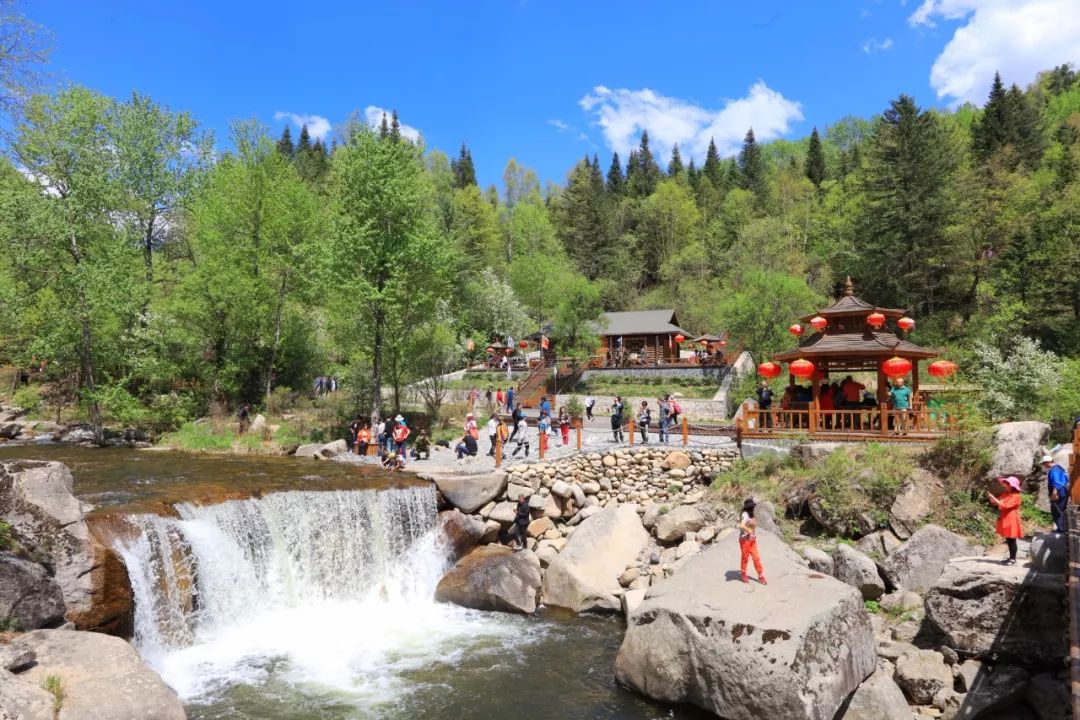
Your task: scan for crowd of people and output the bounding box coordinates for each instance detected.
[345,414,432,470]
[313,375,339,395]
[755,375,914,432]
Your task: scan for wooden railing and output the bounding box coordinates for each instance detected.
[739,402,955,440]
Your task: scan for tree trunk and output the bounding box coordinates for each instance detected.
[143,211,155,286]
[70,232,104,446]
[264,271,290,406]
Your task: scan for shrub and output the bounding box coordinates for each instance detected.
[968,336,1061,421]
[40,674,65,713]
[813,446,912,534]
[0,520,11,551]
[266,386,299,415]
[159,422,234,451]
[563,395,584,419]
[10,385,42,414]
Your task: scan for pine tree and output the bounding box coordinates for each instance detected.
[390,110,402,143]
[606,152,624,195]
[973,73,1044,168]
[552,158,614,279]
[1046,63,1077,97]
[686,158,699,189]
[972,73,1009,162]
[668,143,684,177]
[277,126,295,159]
[451,143,477,188]
[625,149,640,191]
[629,131,660,197]
[297,124,312,153]
[805,127,826,188]
[703,138,723,187]
[737,128,766,195]
[1004,84,1045,168]
[379,113,389,139]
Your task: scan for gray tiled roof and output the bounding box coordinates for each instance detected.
[594,310,688,336]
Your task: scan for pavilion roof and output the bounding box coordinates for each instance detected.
[799,277,907,322]
[773,330,939,362]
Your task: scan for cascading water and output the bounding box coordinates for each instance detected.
[113,486,538,712]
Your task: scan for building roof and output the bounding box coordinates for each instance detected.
[773,330,939,362]
[594,310,688,337]
[799,277,906,322]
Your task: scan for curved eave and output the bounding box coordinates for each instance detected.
[772,331,940,363]
[798,306,909,323]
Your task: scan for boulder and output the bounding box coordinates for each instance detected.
[951,664,1030,719]
[889,469,940,539]
[0,668,53,720]
[620,587,647,618]
[550,479,572,498]
[855,530,902,558]
[615,534,875,720]
[654,505,705,543]
[294,443,322,458]
[0,422,21,440]
[1029,532,1066,574]
[879,589,922,614]
[0,552,65,630]
[881,524,980,593]
[429,472,508,514]
[754,500,781,537]
[488,501,517,525]
[895,649,952,705]
[437,509,487,560]
[1026,672,1069,720]
[925,556,1067,665]
[6,628,186,719]
[641,503,665,530]
[802,546,834,575]
[791,442,846,465]
[837,668,911,720]
[661,452,691,470]
[506,483,532,500]
[434,545,542,614]
[809,494,876,537]
[248,413,267,434]
[986,421,1050,483]
[318,439,348,458]
[543,505,649,613]
[832,544,886,600]
[526,516,553,538]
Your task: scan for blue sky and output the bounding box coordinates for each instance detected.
[24,0,1080,187]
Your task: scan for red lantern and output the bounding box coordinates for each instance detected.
[789,358,815,379]
[867,312,886,329]
[882,356,912,378]
[518,340,529,349]
[788,324,804,337]
[485,346,494,354]
[757,361,782,379]
[928,360,957,378]
[897,317,915,333]
[719,339,728,348]
[810,316,827,332]
[674,334,685,344]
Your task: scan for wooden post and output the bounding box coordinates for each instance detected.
[539,430,547,459]
[575,419,582,450]
[495,435,502,468]
[682,415,689,446]
[1071,426,1080,504]
[879,402,889,438]
[629,418,636,446]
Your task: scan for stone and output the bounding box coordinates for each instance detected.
[954,659,983,693]
[0,552,65,630]
[697,526,716,544]
[437,509,487,560]
[58,426,97,444]
[6,628,186,719]
[551,479,572,498]
[925,556,1067,665]
[0,422,21,440]
[879,589,922,614]
[837,668,912,720]
[1029,532,1066,573]
[602,455,617,467]
[620,587,647,618]
[506,483,533,501]
[856,530,902,558]
[641,503,665,530]
[654,505,705,543]
[791,442,846,464]
[986,421,1050,484]
[528,493,546,511]
[571,483,587,508]
[876,639,918,661]
[488,501,517,525]
[248,413,267,434]
[667,468,686,479]
[615,534,874,720]
[430,472,509,514]
[1025,672,1069,720]
[802,546,834,575]
[661,451,692,470]
[950,664,1029,719]
[881,524,980,593]
[896,649,953,705]
[619,567,640,587]
[832,544,886,600]
[889,469,941,539]
[527,516,553,538]
[542,494,561,519]
[294,442,322,457]
[535,542,559,568]
[435,545,542,614]
[543,505,649,613]
[480,519,501,544]
[675,540,700,559]
[581,481,601,495]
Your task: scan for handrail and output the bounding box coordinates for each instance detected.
[1068,427,1080,719]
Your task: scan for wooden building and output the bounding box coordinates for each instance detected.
[594,310,690,365]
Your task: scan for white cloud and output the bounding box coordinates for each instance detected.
[910,0,1080,105]
[273,111,332,141]
[363,106,421,142]
[861,37,894,53]
[548,119,570,132]
[579,82,803,161]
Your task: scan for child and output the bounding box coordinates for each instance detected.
[558,407,570,446]
[356,424,370,456]
[738,498,767,585]
[986,476,1023,565]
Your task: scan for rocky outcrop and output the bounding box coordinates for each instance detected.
[434,545,541,614]
[888,469,940,539]
[2,629,186,720]
[802,546,833,575]
[832,544,885,600]
[881,524,980,593]
[615,533,875,720]
[294,439,348,459]
[0,552,65,630]
[429,472,508,514]
[437,509,487,560]
[543,505,648,612]
[986,421,1049,483]
[895,649,952,704]
[653,505,705,543]
[838,668,911,720]
[925,556,1067,666]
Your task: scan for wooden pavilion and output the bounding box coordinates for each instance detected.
[741,278,950,441]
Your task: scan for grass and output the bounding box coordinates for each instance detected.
[0,520,11,552]
[159,421,235,451]
[40,674,65,716]
[581,382,718,399]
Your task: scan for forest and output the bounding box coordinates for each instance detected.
[2,55,1080,439]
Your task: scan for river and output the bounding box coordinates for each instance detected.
[0,445,709,720]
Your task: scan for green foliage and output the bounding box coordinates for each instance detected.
[159,421,235,451]
[813,446,912,534]
[967,336,1061,420]
[563,395,584,419]
[40,674,65,712]
[10,385,41,413]
[0,520,12,551]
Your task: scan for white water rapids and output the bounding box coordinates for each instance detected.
[113,486,540,710]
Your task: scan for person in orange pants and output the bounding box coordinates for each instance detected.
[739,498,767,585]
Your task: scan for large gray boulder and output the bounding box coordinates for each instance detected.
[925,556,1067,666]
[881,524,980,593]
[832,544,885,600]
[895,649,952,704]
[838,668,911,720]
[4,629,185,720]
[1029,532,1066,574]
[429,472,508,514]
[950,664,1030,719]
[434,545,541,614]
[436,509,487,560]
[889,469,940,539]
[653,505,705,543]
[543,505,648,612]
[0,552,65,630]
[615,533,875,720]
[986,421,1049,483]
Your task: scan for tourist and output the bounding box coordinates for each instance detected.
[381,450,404,470]
[375,418,387,453]
[538,411,550,439]
[486,414,499,456]
[495,416,509,461]
[509,494,531,550]
[986,477,1023,565]
[455,432,478,459]
[348,416,363,452]
[841,376,865,429]
[509,402,524,441]
[356,424,370,457]
[658,396,670,444]
[511,416,530,458]
[496,387,504,410]
[540,395,552,418]
[585,395,596,421]
[412,431,431,460]
[889,377,912,433]
[1043,454,1069,533]
[819,382,834,430]
[757,382,773,429]
[611,396,624,443]
[738,498,767,585]
[484,385,493,410]
[506,386,515,414]
[464,412,478,441]
[393,418,410,460]
[669,395,681,427]
[637,401,651,444]
[237,403,251,434]
[558,407,570,445]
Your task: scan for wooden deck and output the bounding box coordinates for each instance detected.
[737,403,954,443]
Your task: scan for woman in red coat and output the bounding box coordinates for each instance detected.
[986,476,1023,565]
